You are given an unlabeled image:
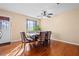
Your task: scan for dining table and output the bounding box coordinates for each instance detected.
[26,32,40,41]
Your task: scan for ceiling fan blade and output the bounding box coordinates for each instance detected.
[48,13,53,15]
[47,15,51,18]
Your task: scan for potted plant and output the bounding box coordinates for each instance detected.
[33,25,41,32]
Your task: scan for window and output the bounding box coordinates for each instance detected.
[27,19,37,32]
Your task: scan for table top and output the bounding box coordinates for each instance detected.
[26,32,39,36]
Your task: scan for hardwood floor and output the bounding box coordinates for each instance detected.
[0,42,21,56]
[0,40,79,56]
[22,40,79,56]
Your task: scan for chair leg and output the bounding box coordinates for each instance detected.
[21,42,25,56]
[43,40,49,46]
[38,41,44,47]
[29,43,32,49]
[33,41,38,48]
[48,39,51,45]
[43,41,45,46]
[20,42,24,56]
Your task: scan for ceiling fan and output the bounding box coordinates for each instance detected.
[38,10,53,18]
[37,3,60,18]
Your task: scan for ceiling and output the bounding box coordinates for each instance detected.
[0,3,79,18]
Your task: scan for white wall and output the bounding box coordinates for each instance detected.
[41,8,79,44]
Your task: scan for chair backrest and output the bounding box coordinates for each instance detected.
[20,32,27,42]
[39,32,46,41]
[47,31,51,40]
[45,31,51,40]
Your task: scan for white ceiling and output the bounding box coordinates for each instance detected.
[0,3,79,18]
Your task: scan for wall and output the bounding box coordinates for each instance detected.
[0,9,40,42]
[41,8,79,44]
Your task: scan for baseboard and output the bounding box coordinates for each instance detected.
[11,40,21,43]
[0,42,11,46]
[53,39,79,46]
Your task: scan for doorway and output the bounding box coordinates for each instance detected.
[0,16,10,44]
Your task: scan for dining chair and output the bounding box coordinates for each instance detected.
[45,31,52,45]
[20,32,35,55]
[37,32,46,47]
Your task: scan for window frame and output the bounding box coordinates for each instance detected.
[26,19,37,33]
